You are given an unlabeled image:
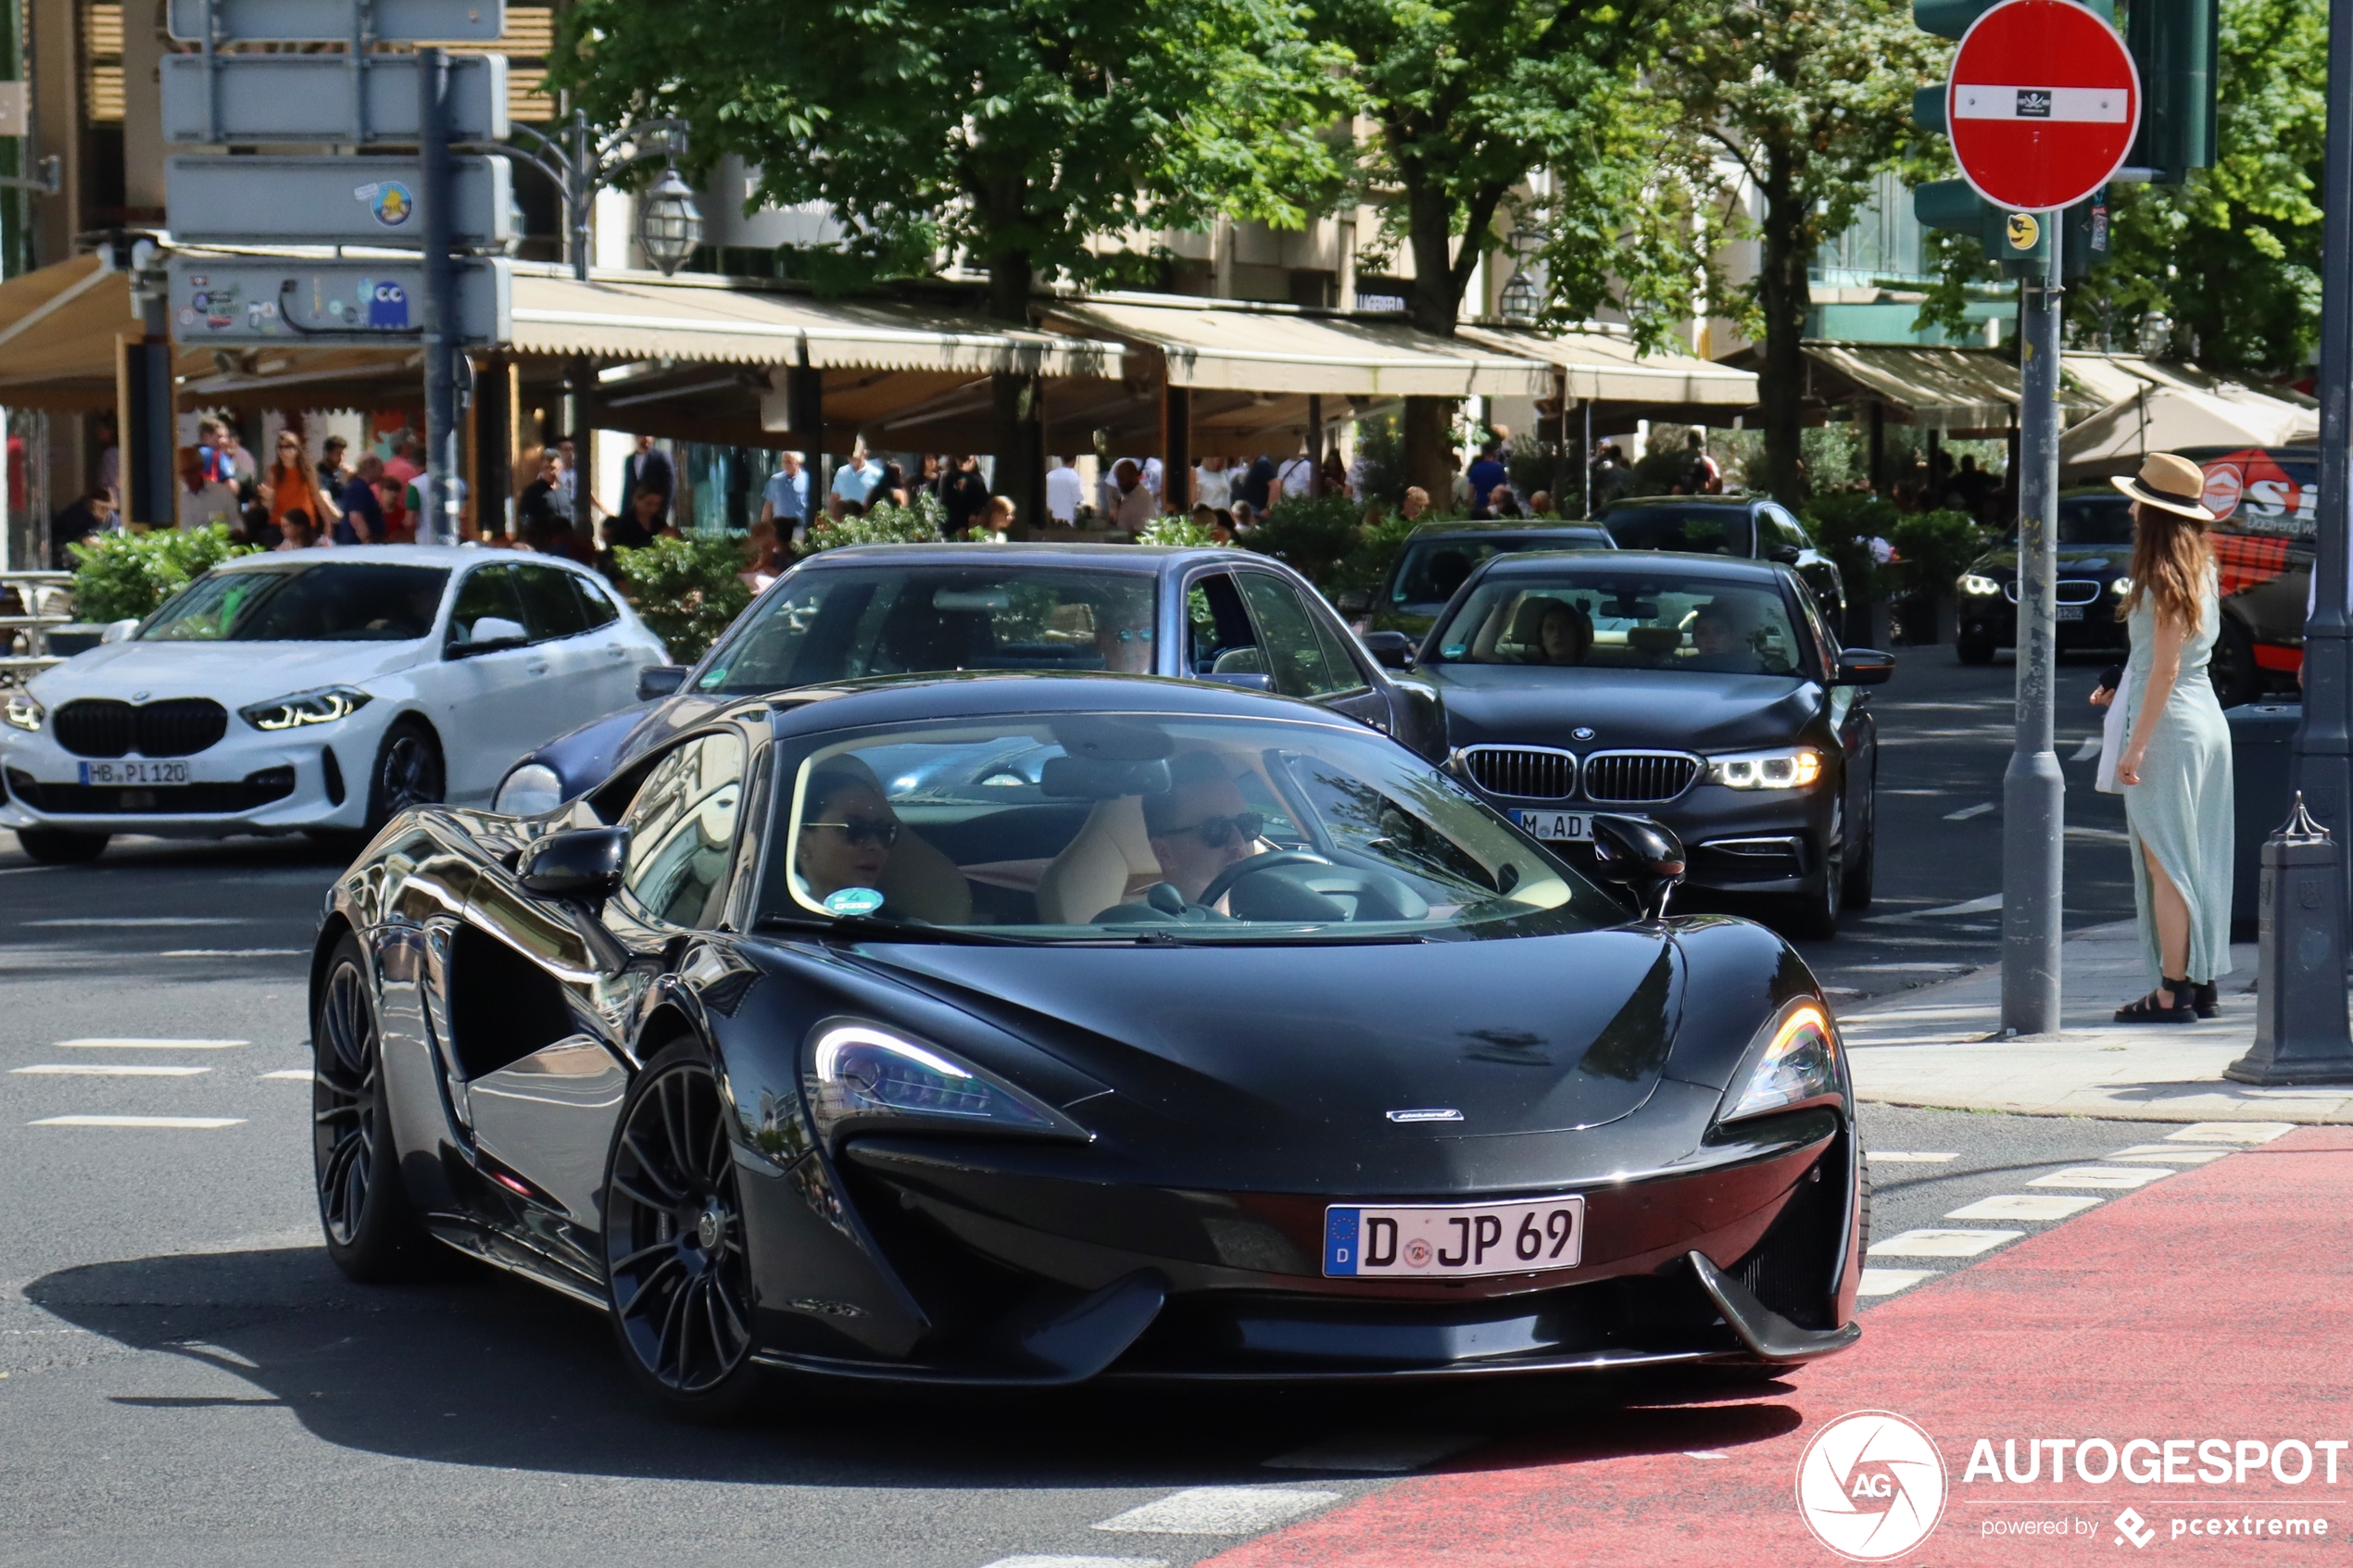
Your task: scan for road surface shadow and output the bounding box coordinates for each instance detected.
[26,1244,1810,1487]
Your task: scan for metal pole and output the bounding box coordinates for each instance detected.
[1580,399,1592,519]
[419,47,458,546]
[2001,216,2066,1035]
[2236,0,2353,1081]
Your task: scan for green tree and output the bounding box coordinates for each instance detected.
[610,535,753,661]
[553,0,1343,521]
[1657,0,1938,502]
[1313,0,1694,495]
[69,524,258,622]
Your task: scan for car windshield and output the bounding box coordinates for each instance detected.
[758,713,1623,943]
[139,563,451,642]
[1428,571,1810,678]
[1597,506,1755,557]
[697,565,1159,694]
[1390,533,1608,607]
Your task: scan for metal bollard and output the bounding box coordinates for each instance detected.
[2227,792,2353,1084]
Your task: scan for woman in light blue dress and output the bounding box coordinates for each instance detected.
[2105,453,2233,1022]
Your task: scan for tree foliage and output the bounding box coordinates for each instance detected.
[69,524,258,623]
[610,535,753,661]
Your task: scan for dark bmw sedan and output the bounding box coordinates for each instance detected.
[1596,495,1848,631]
[1413,552,1892,938]
[494,543,1444,813]
[1954,488,2134,668]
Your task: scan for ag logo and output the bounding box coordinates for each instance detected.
[1794,1410,1947,1562]
[2005,211,2041,252]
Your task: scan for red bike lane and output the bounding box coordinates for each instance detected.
[1204,1126,2353,1566]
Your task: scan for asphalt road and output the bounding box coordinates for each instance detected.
[0,658,2161,1564]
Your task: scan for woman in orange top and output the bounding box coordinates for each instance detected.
[259,432,342,541]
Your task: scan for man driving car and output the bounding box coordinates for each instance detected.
[1143,751,1267,904]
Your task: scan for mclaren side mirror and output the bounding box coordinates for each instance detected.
[1361,630,1416,670]
[1837,648,1896,685]
[1588,813,1685,920]
[519,825,630,909]
[637,664,689,702]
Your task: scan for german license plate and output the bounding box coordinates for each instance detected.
[2057,606,2084,621]
[78,760,189,785]
[1325,1195,1585,1278]
[1514,810,1589,842]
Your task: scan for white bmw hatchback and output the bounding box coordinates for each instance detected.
[0,546,670,862]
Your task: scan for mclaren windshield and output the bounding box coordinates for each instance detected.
[759,713,1624,943]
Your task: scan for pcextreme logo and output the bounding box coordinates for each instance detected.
[1796,1410,1950,1561]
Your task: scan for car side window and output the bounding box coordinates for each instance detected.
[571,572,621,630]
[1239,574,1354,697]
[1763,507,1810,556]
[513,564,588,642]
[448,563,525,646]
[1186,571,1262,677]
[619,731,749,928]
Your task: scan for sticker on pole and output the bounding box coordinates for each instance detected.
[1947,0,2140,212]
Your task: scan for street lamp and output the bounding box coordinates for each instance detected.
[505,108,704,282]
[1498,226,1541,326]
[636,165,704,277]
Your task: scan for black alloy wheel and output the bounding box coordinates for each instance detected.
[1841,775,1877,911]
[2208,615,2263,709]
[1955,635,1996,667]
[15,827,109,864]
[365,719,445,830]
[603,1041,761,1417]
[1779,822,1843,941]
[313,935,427,1280]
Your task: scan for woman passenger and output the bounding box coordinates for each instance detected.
[795,771,900,906]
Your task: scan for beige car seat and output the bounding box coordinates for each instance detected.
[1034,795,1161,924]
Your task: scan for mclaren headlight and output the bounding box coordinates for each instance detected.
[494,762,565,817]
[2,689,43,733]
[1720,1001,1841,1124]
[239,685,372,732]
[1706,746,1823,789]
[1959,573,2003,596]
[801,1022,1092,1150]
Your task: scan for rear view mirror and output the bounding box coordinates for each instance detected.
[1039,755,1172,800]
[1836,648,1896,685]
[637,664,688,701]
[1587,813,1686,920]
[1361,630,1416,670]
[519,825,630,909]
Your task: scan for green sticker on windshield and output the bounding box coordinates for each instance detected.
[823,886,885,916]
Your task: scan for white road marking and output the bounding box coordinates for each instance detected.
[1093,1487,1341,1536]
[1264,1434,1478,1473]
[1858,1267,1942,1297]
[54,1038,248,1050]
[159,948,305,958]
[1866,1151,1958,1163]
[1863,893,2003,924]
[1942,803,1996,821]
[2025,1165,2173,1190]
[259,1069,314,1082]
[980,1559,1169,1568]
[1944,1193,2102,1221]
[2166,1122,2296,1144]
[2106,1145,2230,1164]
[1684,1449,1730,1460]
[25,917,258,927]
[2070,735,2103,761]
[1868,1228,2021,1258]
[10,1063,210,1077]
[1846,962,1975,972]
[31,1114,245,1129]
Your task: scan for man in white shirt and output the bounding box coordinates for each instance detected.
[829,445,885,516]
[1045,457,1084,524]
[1274,448,1315,502]
[1109,459,1156,530]
[761,451,812,541]
[1194,456,1232,510]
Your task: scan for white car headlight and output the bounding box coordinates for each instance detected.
[1959,573,2003,596]
[1720,1001,1841,1123]
[800,1022,1091,1153]
[239,685,372,732]
[494,762,565,817]
[2111,575,2133,596]
[1706,746,1823,789]
[3,689,44,733]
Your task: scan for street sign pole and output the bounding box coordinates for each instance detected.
[2002,214,2066,1035]
[420,47,459,547]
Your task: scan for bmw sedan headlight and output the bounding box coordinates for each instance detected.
[1959,573,2003,596]
[1706,746,1822,789]
[1720,1001,1841,1123]
[494,762,565,817]
[239,685,372,732]
[2,689,43,733]
[801,1022,1091,1150]
[2111,575,2133,596]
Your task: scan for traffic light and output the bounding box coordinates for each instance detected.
[2127,0,2218,179]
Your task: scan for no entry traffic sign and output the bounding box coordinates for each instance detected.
[1948,0,2140,212]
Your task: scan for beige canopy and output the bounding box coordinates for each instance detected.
[1454,323,1756,408]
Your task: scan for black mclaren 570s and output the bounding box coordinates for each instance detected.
[308,672,1865,1416]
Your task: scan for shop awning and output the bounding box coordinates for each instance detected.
[0,253,140,410]
[1454,323,1756,408]
[507,270,1126,378]
[2060,383,2318,473]
[1041,293,1551,398]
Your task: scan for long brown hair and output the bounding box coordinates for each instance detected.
[2118,501,2211,633]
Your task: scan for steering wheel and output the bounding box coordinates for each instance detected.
[1196,850,1334,909]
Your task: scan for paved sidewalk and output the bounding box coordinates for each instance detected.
[1834,920,2353,1123]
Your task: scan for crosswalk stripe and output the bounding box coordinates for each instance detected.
[1944,1193,2102,1221]
[11,1064,210,1077]
[1868,1228,2021,1258]
[2025,1165,2173,1189]
[30,1114,245,1129]
[158,948,305,958]
[259,1069,314,1082]
[1858,1267,1942,1297]
[1093,1488,1340,1535]
[52,1038,248,1050]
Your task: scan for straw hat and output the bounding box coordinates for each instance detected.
[2110,451,2219,521]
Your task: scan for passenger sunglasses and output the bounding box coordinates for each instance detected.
[806,815,900,848]
[1164,811,1265,848]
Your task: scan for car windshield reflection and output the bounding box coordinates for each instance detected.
[140,563,452,642]
[1427,573,1809,678]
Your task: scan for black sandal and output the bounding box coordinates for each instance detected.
[2192,980,2219,1020]
[2115,982,2197,1023]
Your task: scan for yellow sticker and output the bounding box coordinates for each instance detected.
[2006,212,2041,251]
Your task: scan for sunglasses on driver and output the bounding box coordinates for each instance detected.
[804,815,900,849]
[1158,811,1265,848]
